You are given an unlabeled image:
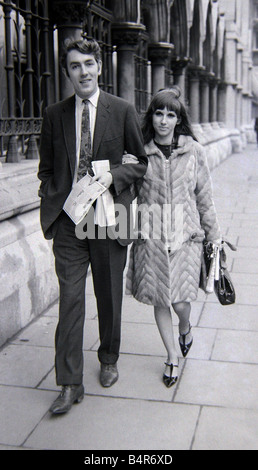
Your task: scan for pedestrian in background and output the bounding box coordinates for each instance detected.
[126,87,221,387]
[254,117,258,147]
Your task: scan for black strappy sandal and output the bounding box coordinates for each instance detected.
[179,323,193,358]
[163,362,179,388]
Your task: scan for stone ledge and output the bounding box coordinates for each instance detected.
[0,160,39,222]
[0,208,58,348]
[192,123,234,169]
[0,209,41,250]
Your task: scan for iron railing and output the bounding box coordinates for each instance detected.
[0,0,51,161]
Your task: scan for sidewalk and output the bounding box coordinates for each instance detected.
[1,144,258,451]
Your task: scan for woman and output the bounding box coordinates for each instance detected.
[126,87,221,387]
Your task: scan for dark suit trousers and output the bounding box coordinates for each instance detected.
[52,211,127,385]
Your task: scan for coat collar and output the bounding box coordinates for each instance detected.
[145,135,195,158]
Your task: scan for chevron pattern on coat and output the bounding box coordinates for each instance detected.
[126,136,221,307]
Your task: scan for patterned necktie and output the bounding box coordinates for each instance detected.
[77,99,94,180]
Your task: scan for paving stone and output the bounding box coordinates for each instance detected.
[0,344,54,387]
[232,272,258,285]
[0,386,55,447]
[199,303,258,331]
[10,316,57,348]
[237,236,258,247]
[230,247,258,259]
[232,258,258,274]
[175,359,258,409]
[25,395,200,450]
[227,226,258,239]
[193,407,258,450]
[231,284,258,304]
[211,329,258,363]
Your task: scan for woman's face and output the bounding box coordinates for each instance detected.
[152,107,178,143]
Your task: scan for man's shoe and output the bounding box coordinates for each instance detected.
[49,384,84,415]
[100,364,118,387]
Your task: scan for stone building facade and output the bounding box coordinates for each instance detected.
[0,0,256,346]
[251,0,258,116]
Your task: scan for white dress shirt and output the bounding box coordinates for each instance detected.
[73,87,100,184]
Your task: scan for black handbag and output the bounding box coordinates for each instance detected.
[200,239,236,305]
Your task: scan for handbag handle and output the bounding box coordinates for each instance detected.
[221,237,237,252]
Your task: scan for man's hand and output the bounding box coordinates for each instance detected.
[90,171,113,189]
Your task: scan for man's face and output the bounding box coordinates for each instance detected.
[66,49,102,99]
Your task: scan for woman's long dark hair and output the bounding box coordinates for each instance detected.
[142,86,197,145]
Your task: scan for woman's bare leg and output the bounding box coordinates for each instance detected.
[154,306,178,378]
[172,302,193,355]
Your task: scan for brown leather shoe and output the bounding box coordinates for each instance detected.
[49,384,84,414]
[100,364,118,387]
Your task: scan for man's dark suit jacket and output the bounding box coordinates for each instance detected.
[38,90,147,243]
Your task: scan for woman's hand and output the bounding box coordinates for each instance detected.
[122,153,139,164]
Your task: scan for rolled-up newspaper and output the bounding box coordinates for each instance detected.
[63,174,106,225]
[214,246,220,281]
[206,244,219,293]
[92,160,116,227]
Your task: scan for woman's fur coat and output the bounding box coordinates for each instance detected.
[126,135,221,307]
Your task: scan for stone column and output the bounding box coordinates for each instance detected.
[112,23,146,105]
[200,72,210,123]
[189,76,200,123]
[223,29,238,129]
[142,0,174,94]
[241,54,251,129]
[188,66,204,124]
[148,42,174,94]
[171,59,189,102]
[217,82,226,123]
[235,85,243,129]
[109,0,140,23]
[224,84,237,129]
[209,78,219,123]
[236,45,243,129]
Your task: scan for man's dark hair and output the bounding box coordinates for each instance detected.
[61,38,102,76]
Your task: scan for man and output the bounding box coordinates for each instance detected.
[38,38,147,414]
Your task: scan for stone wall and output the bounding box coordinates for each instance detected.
[0,162,58,348]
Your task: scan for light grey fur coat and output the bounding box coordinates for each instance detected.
[126,135,221,307]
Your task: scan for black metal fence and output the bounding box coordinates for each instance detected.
[0,0,51,161]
